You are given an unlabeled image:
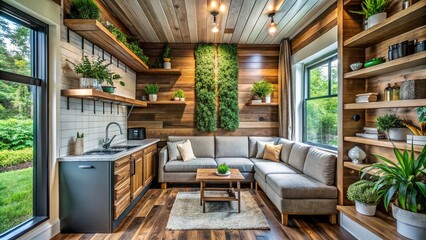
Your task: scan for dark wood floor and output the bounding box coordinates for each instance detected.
[53,186,355,240]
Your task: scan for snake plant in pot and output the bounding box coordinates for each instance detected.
[362,144,426,239]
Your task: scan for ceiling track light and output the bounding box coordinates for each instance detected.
[268,13,277,36]
[211,10,219,33]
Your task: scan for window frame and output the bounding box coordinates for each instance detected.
[0,2,49,239]
[303,54,338,150]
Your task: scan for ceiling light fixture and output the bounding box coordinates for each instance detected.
[211,11,219,33]
[268,13,277,36]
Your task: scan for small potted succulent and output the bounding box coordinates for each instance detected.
[163,44,172,69]
[350,0,389,29]
[172,89,185,101]
[347,180,380,216]
[251,79,274,103]
[376,114,409,141]
[144,84,160,101]
[216,163,230,176]
[404,106,426,145]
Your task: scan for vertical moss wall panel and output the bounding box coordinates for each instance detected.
[218,44,239,131]
[195,44,217,132]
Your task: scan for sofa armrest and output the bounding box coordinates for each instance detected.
[158,146,168,182]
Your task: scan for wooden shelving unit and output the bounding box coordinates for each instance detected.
[246,102,279,106]
[344,1,426,47]
[344,99,426,109]
[142,69,182,75]
[343,162,382,176]
[61,89,147,107]
[344,52,426,78]
[146,101,186,105]
[344,136,424,152]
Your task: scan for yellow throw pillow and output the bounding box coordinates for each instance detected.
[177,139,196,161]
[263,144,283,162]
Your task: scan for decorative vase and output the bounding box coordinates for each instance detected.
[406,135,426,146]
[348,146,366,164]
[264,94,271,103]
[392,203,426,239]
[149,94,158,101]
[388,128,409,141]
[163,58,171,69]
[74,138,84,155]
[367,12,387,28]
[355,201,376,216]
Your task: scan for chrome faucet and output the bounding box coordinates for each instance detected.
[102,122,123,149]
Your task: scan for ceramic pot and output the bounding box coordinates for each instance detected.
[388,128,409,141]
[348,146,366,164]
[355,201,376,216]
[251,99,262,104]
[163,58,171,62]
[163,61,171,69]
[367,12,387,28]
[80,78,100,89]
[174,97,180,101]
[392,203,426,239]
[101,86,116,93]
[264,94,272,103]
[406,135,426,146]
[74,138,84,155]
[179,98,185,101]
[149,94,158,101]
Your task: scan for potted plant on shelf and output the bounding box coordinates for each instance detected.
[404,106,426,146]
[172,89,185,101]
[361,144,426,239]
[251,79,274,103]
[144,84,160,101]
[350,0,388,29]
[74,132,84,155]
[163,44,172,69]
[101,73,125,93]
[66,0,100,19]
[347,180,380,216]
[376,114,409,141]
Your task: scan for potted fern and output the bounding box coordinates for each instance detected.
[145,84,160,101]
[362,144,426,239]
[404,107,426,146]
[376,114,409,141]
[350,0,389,29]
[347,180,380,216]
[251,79,274,103]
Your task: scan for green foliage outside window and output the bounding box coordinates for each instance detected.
[0,119,33,151]
[218,44,239,131]
[195,44,217,132]
[0,148,33,168]
[66,0,100,20]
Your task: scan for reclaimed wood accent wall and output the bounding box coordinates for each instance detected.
[128,43,279,143]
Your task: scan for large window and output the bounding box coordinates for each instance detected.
[303,55,338,150]
[0,2,49,239]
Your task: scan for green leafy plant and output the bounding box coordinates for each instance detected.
[73,56,124,86]
[173,89,185,99]
[362,144,426,213]
[77,132,84,138]
[404,107,426,136]
[66,0,100,19]
[126,41,149,64]
[0,119,33,150]
[148,57,163,68]
[217,163,230,174]
[144,84,160,95]
[163,43,171,59]
[251,79,274,97]
[0,148,33,168]
[195,43,217,132]
[218,44,239,131]
[350,0,389,18]
[375,114,405,132]
[347,180,380,205]
[105,22,128,43]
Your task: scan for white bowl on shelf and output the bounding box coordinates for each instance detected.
[350,62,363,71]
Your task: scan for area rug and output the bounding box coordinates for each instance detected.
[166,191,270,230]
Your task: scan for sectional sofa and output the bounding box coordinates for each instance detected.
[158,136,337,225]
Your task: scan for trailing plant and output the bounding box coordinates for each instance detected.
[173,89,185,99]
[375,114,405,132]
[350,0,389,18]
[347,180,380,205]
[105,22,128,43]
[195,43,217,132]
[217,163,230,174]
[73,56,123,86]
[0,119,33,150]
[126,41,149,64]
[66,0,100,19]
[251,79,274,97]
[163,44,171,59]
[362,143,426,213]
[0,148,33,168]
[403,107,426,136]
[144,84,160,95]
[218,44,239,131]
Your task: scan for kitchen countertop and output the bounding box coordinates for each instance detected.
[58,138,160,162]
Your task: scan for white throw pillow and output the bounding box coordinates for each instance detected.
[256,141,275,158]
[167,140,184,161]
[177,140,196,161]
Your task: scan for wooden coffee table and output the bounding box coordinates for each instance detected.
[196,168,245,213]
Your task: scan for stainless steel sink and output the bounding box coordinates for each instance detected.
[82,149,124,155]
[109,145,139,150]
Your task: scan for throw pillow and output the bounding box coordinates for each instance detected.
[256,141,275,158]
[263,144,283,162]
[177,140,196,161]
[167,140,184,161]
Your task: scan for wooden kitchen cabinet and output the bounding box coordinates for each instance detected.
[143,144,157,186]
[131,151,144,198]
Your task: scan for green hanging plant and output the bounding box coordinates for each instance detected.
[66,0,100,20]
[195,44,217,132]
[218,44,239,131]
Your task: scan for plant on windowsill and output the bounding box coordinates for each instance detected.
[172,89,185,101]
[163,44,172,69]
[350,0,389,29]
[216,163,230,176]
[251,79,274,103]
[144,84,160,101]
[376,114,409,141]
[404,107,426,146]
[347,180,380,216]
[361,143,426,239]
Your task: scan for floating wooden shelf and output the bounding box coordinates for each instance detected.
[343,162,381,176]
[337,206,407,240]
[142,69,182,75]
[64,19,149,72]
[61,89,147,107]
[344,136,424,152]
[343,0,362,6]
[146,101,187,105]
[246,102,279,106]
[344,1,426,47]
[344,99,426,109]
[344,52,426,79]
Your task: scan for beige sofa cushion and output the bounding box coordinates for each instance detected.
[215,136,248,157]
[164,158,217,172]
[255,141,275,158]
[168,136,215,158]
[263,144,282,162]
[303,148,336,186]
[288,142,310,172]
[177,140,196,161]
[215,157,254,172]
[277,138,295,163]
[254,162,300,181]
[249,136,279,157]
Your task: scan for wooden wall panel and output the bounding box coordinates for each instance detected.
[128,43,280,142]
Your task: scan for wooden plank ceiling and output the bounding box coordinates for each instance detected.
[100,0,334,44]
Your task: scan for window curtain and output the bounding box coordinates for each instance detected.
[278,39,295,140]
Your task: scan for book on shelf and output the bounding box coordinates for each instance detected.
[363,127,379,134]
[355,93,378,103]
[356,133,386,139]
